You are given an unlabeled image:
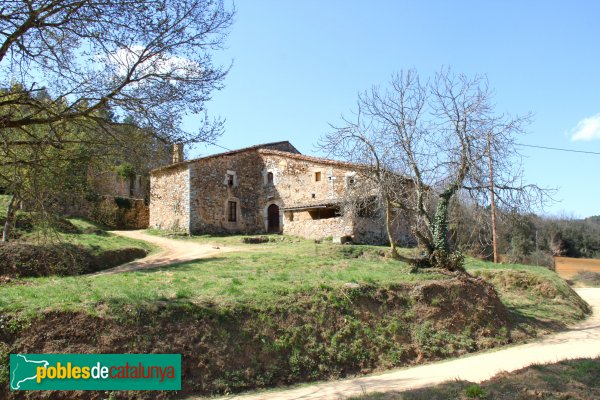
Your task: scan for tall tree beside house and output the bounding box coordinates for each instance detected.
[0,89,173,240]
[0,0,233,240]
[0,88,94,240]
[321,68,549,271]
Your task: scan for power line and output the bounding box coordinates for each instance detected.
[517,143,600,156]
[199,139,599,157]
[199,139,232,152]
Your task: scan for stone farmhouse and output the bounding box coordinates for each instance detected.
[149,141,393,244]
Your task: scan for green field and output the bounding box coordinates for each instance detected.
[0,230,592,398]
[0,236,444,317]
[0,232,587,328]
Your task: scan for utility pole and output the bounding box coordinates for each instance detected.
[487,133,499,263]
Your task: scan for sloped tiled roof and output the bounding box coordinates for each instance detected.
[282,201,341,211]
[257,149,369,169]
[150,141,300,173]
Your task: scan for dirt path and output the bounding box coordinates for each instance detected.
[218,288,600,400]
[95,230,239,275]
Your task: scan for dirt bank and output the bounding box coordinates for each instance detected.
[1,275,526,399]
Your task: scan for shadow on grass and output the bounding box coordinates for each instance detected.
[505,305,569,333]
[122,257,230,274]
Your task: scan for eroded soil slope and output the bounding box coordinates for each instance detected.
[1,274,578,399]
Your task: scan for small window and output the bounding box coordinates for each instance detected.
[309,207,339,220]
[315,171,321,182]
[228,201,237,222]
[267,172,274,185]
[227,174,234,186]
[347,177,356,187]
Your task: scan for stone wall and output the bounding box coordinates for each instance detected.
[283,215,354,240]
[188,151,266,233]
[354,216,389,245]
[90,170,148,199]
[150,144,409,244]
[259,151,357,208]
[149,165,190,231]
[91,196,149,229]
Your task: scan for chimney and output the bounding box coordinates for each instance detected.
[172,143,184,164]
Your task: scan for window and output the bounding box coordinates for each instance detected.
[315,171,321,182]
[267,172,274,185]
[286,211,294,222]
[346,176,356,187]
[227,174,234,186]
[309,207,339,220]
[228,201,237,222]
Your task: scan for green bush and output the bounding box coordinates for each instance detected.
[0,243,146,277]
[465,383,486,398]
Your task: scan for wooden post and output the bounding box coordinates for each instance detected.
[487,134,499,263]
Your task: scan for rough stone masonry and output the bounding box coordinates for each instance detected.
[149,141,406,244]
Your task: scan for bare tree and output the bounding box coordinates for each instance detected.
[0,0,233,239]
[1,0,232,142]
[321,68,549,271]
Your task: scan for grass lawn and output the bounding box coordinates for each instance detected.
[65,218,155,256]
[0,235,445,318]
[466,258,588,326]
[0,231,591,398]
[19,217,155,256]
[0,232,587,328]
[0,193,154,257]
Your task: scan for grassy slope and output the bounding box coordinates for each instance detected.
[0,236,444,318]
[351,358,600,400]
[18,217,154,255]
[0,233,591,397]
[466,259,589,327]
[0,192,153,257]
[64,218,155,256]
[0,232,587,324]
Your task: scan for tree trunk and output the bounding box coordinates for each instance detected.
[431,191,453,254]
[2,195,17,242]
[384,196,399,259]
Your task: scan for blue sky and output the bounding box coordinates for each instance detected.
[186,1,600,218]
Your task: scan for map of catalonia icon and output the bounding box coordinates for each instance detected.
[10,354,50,390]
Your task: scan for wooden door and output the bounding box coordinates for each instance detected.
[267,204,280,233]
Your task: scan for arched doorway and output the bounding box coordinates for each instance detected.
[267,204,280,233]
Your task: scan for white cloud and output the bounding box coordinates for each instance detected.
[103,45,201,82]
[570,114,600,141]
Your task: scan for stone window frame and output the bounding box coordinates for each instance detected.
[345,172,357,188]
[263,169,277,186]
[225,196,241,226]
[224,170,237,187]
[314,171,322,182]
[227,200,237,222]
